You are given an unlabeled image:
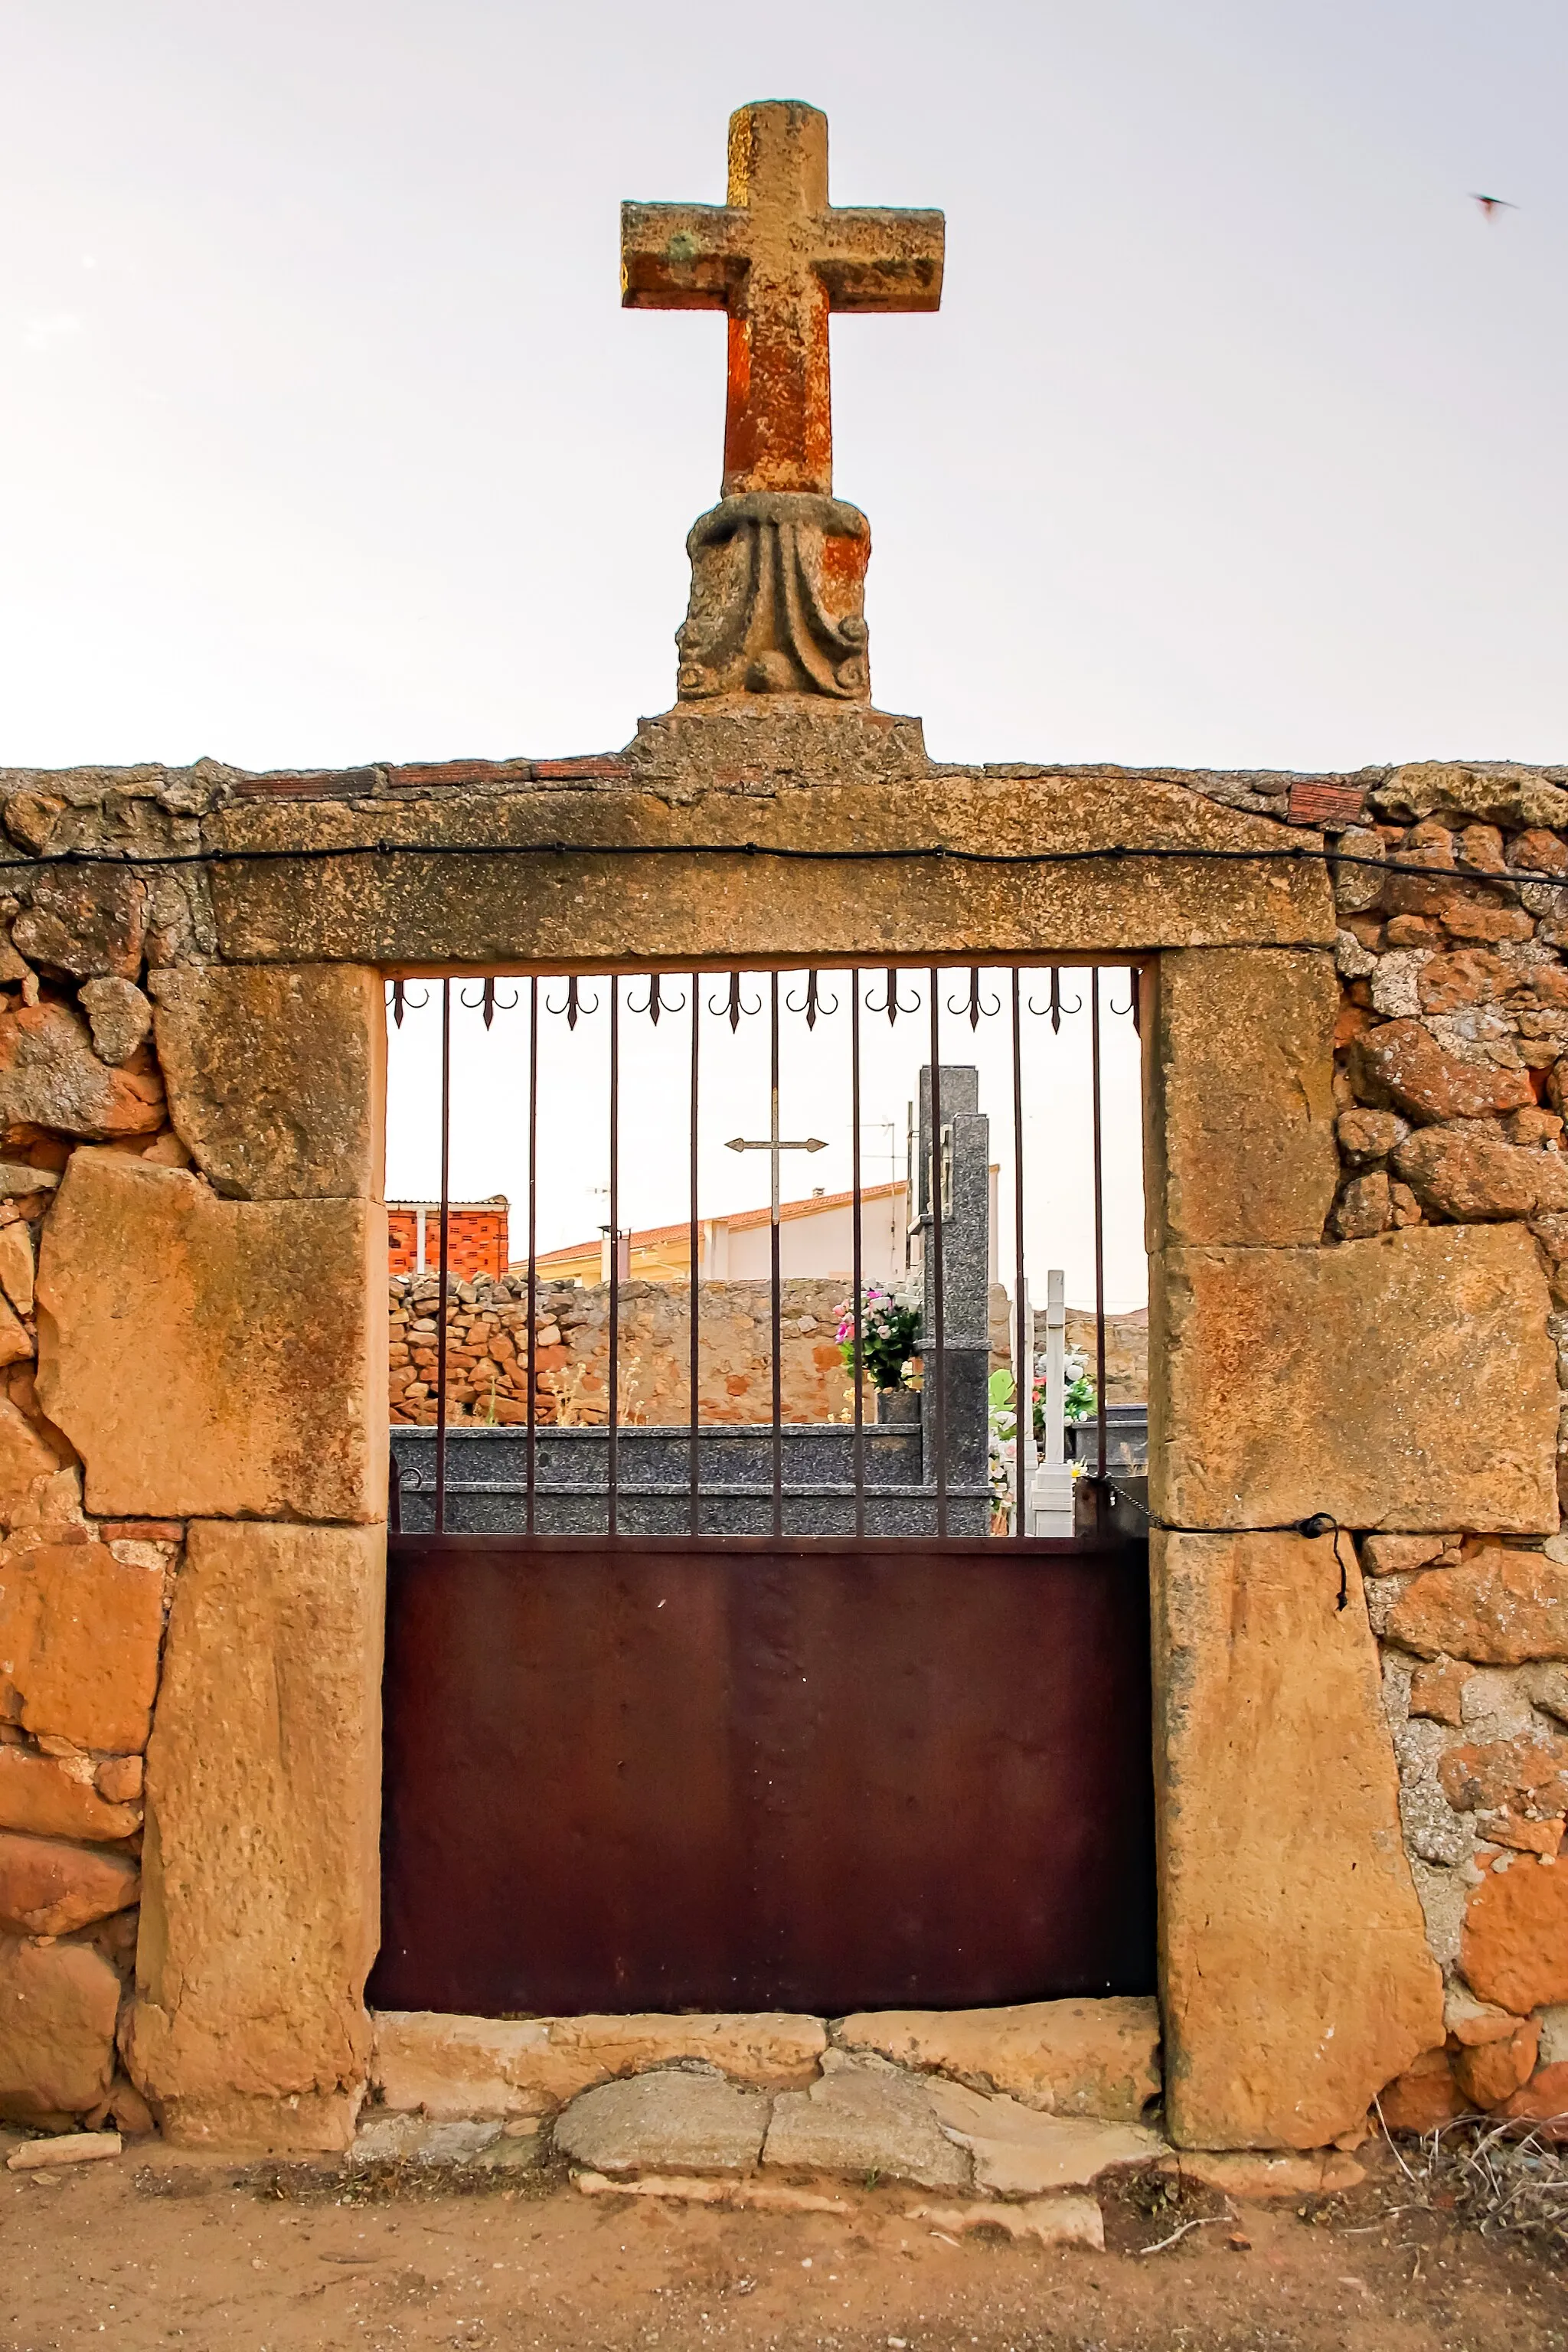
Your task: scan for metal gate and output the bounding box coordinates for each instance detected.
[368,962,1155,2016]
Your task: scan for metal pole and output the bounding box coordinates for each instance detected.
[928,969,947,1540]
[525,976,538,1537]
[1011,968,1027,1544]
[608,976,620,1537]
[769,972,782,1537]
[851,969,865,1539]
[689,969,701,1537]
[1091,968,1108,1491]
[434,978,451,1534]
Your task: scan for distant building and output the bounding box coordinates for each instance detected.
[531,1180,909,1288]
[388,1197,509,1281]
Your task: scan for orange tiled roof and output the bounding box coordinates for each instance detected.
[531,1179,905,1269]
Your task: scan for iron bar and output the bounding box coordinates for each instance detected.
[525,977,539,1537]
[400,1479,994,1504]
[608,976,620,1537]
[1012,967,1027,1546]
[770,972,783,1537]
[851,969,866,1540]
[928,969,948,1540]
[689,969,701,1537]
[385,956,1143,1544]
[434,978,452,1534]
[1091,968,1108,1488]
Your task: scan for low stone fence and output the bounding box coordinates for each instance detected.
[1326,787,1568,2131]
[390,1274,858,1426]
[388,1277,1152,1428]
[0,969,196,2133]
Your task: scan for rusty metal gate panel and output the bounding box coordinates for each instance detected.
[369,1533,1155,2017]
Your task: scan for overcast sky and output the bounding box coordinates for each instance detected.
[2,3,1562,1304]
[1,0,1562,775]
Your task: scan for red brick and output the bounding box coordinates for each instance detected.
[384,760,532,788]
[1286,779,1367,828]
[533,757,632,782]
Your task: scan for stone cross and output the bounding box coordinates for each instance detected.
[622,100,944,498]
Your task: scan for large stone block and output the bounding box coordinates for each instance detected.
[835,1997,1159,2122]
[0,1933,121,2122]
[1151,1227,1558,1533]
[0,1400,64,1528]
[1144,950,1340,1248]
[1154,1531,1442,2149]
[1387,1550,1568,1665]
[12,869,148,979]
[0,1828,139,1935]
[37,1152,386,1521]
[371,2009,827,2117]
[125,1521,384,2151]
[0,1540,165,1749]
[149,965,384,1200]
[207,770,1335,967]
[0,1001,163,1138]
[0,1746,140,1841]
[1461,1857,1568,2014]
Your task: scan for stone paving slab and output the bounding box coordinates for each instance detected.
[925,2080,1165,2196]
[553,2070,769,2175]
[762,2054,969,2190]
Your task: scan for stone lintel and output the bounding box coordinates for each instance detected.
[1154,1530,1442,2149]
[1144,948,1341,1249]
[198,773,1332,967]
[1150,1226,1559,1534]
[126,1521,384,2148]
[38,1152,387,1522]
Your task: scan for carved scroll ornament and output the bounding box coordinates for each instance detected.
[676,492,871,701]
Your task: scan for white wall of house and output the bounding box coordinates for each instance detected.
[704,1189,906,1286]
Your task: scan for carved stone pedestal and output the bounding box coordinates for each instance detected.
[677,492,871,701]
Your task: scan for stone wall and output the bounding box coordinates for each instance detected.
[5,736,1568,2166]
[0,883,387,2148]
[390,1280,1151,1429]
[1321,779,1568,2133]
[0,954,188,2130]
[390,1273,858,1426]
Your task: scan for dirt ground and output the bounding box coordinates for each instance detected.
[1,2145,1565,2352]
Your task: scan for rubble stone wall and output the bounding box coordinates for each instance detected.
[0,829,387,2151]
[1322,781,1568,2136]
[390,1274,859,1427]
[388,1280,1151,1428]
[0,949,190,2132]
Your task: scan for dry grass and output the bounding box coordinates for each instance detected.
[1377,2114,1568,2252]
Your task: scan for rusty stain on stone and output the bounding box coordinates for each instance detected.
[622,100,942,501]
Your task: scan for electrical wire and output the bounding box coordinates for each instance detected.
[0,835,1556,888]
[1102,1481,1354,1609]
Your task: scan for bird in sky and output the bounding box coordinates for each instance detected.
[1471,194,1518,218]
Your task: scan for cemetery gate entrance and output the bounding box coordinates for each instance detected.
[368,962,1155,2017]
